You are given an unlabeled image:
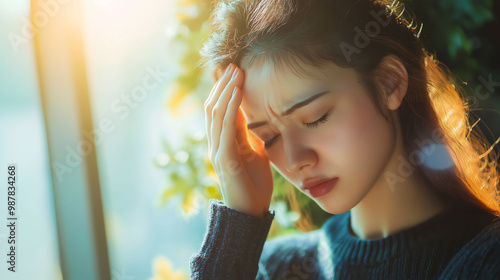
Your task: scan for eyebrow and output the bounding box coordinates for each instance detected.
[247,90,330,130]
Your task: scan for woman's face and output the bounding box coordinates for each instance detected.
[239,59,397,214]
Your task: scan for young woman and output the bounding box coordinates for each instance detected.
[190,0,500,279]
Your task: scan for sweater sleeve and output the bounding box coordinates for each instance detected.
[189,198,276,280]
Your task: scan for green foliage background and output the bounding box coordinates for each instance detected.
[157,0,500,238]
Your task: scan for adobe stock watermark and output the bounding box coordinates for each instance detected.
[339,8,392,63]
[270,247,330,280]
[384,128,453,192]
[256,231,334,279]
[212,114,285,187]
[466,74,500,109]
[217,140,258,187]
[7,0,70,53]
[216,111,295,187]
[281,255,320,280]
[51,65,170,182]
[111,266,135,280]
[322,0,393,64]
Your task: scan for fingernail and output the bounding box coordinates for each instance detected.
[225,64,233,74]
[231,67,239,78]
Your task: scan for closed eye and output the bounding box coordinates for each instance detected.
[264,110,331,149]
[305,111,330,128]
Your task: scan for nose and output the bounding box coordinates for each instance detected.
[262,102,317,174]
[283,132,317,174]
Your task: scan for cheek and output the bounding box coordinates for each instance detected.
[265,92,394,187]
[335,92,394,180]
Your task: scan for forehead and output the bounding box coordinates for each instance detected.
[239,58,347,120]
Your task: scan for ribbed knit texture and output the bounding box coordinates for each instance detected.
[189,199,500,280]
[189,199,275,279]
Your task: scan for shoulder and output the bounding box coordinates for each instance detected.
[257,229,323,279]
[462,218,500,278]
[439,217,500,279]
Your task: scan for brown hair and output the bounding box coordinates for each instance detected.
[198,0,500,231]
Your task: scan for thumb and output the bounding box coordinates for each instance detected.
[235,107,265,154]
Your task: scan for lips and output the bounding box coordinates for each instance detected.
[301,176,338,190]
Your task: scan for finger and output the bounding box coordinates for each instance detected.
[205,68,229,153]
[235,108,267,154]
[235,107,249,143]
[206,64,236,110]
[211,67,241,154]
[205,64,235,153]
[220,86,243,154]
[248,127,266,154]
[205,81,221,154]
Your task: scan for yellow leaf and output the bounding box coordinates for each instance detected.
[203,186,220,198]
[150,255,187,280]
[167,85,189,116]
[175,11,190,22]
[177,0,199,6]
[160,186,181,206]
[182,189,199,216]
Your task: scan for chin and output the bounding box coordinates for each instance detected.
[315,194,354,215]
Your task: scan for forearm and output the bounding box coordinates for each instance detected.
[189,199,275,280]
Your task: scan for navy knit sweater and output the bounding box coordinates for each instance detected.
[189,199,500,279]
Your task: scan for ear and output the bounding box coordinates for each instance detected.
[375,55,408,111]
